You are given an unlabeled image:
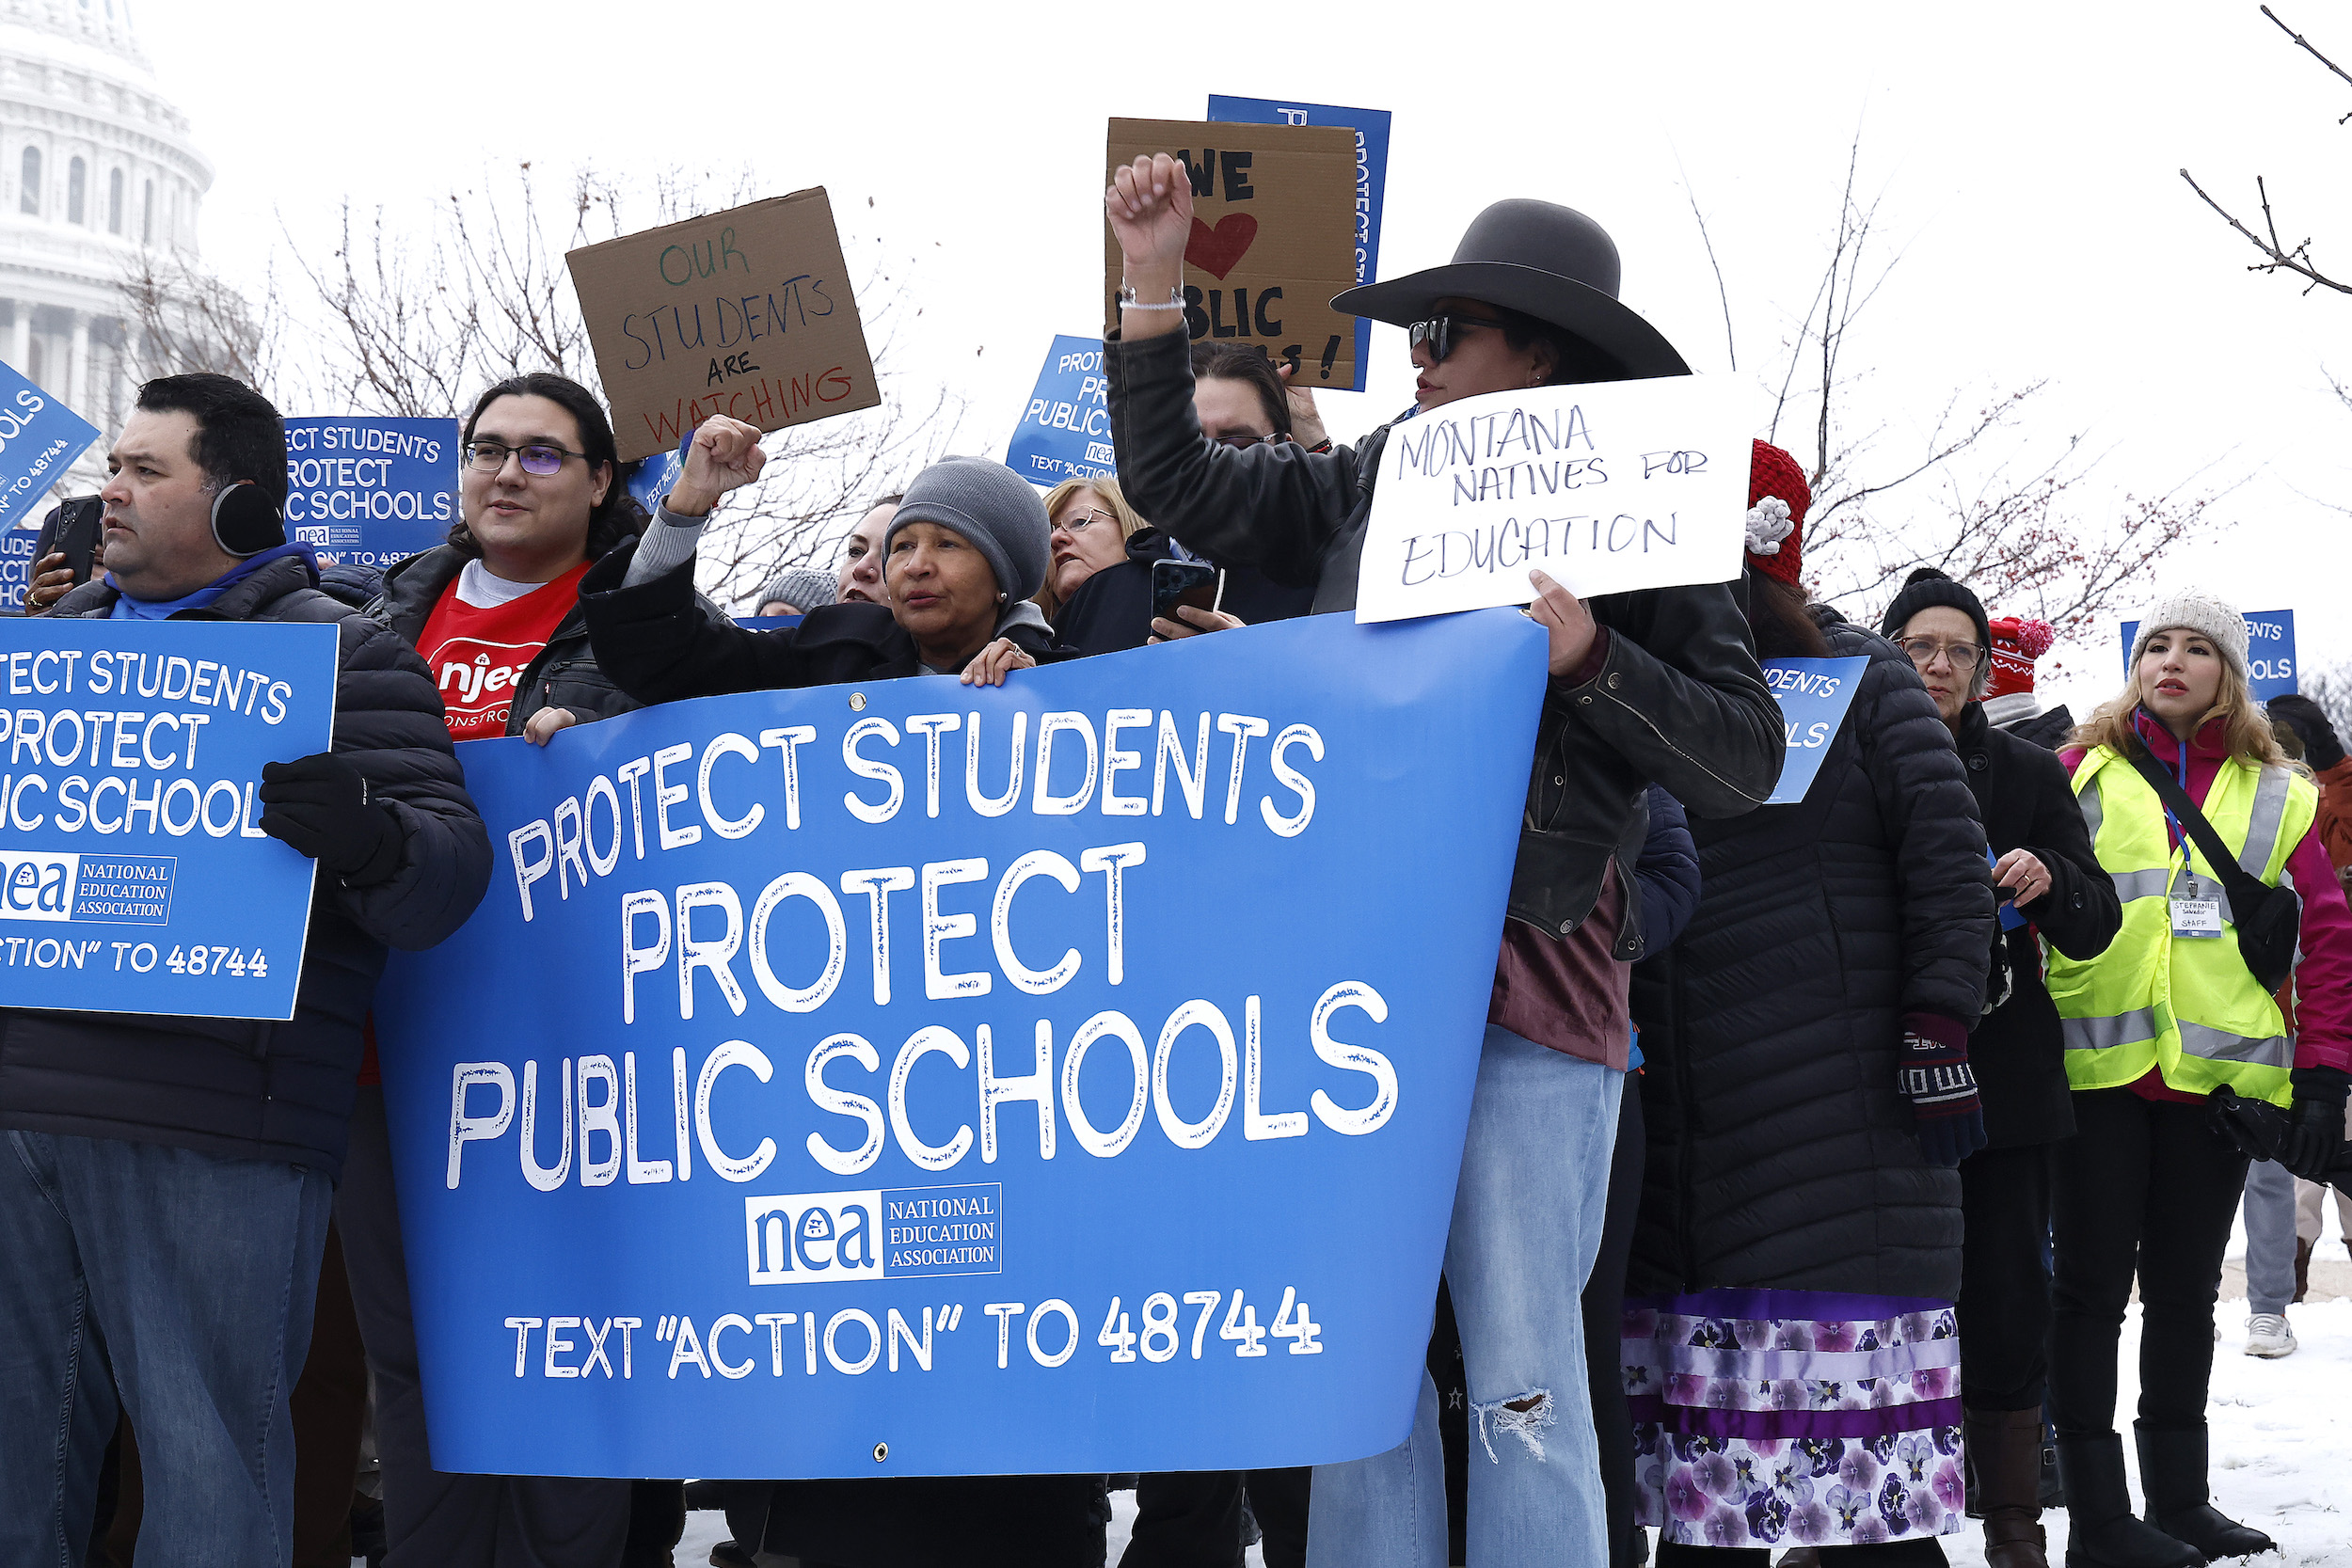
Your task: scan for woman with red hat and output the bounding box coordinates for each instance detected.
[1625,442,1997,1567]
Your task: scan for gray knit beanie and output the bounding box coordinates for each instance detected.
[754,567,837,614]
[885,457,1050,603]
[2130,587,2249,681]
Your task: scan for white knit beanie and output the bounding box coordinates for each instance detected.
[2130,587,2248,680]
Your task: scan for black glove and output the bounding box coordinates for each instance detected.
[2267,694,2346,771]
[1898,1014,1988,1168]
[2281,1066,2350,1181]
[258,752,403,887]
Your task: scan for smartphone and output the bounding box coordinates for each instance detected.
[44,495,102,586]
[1150,559,1220,634]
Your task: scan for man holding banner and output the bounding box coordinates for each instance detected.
[0,374,491,1567]
[1104,162,1784,1564]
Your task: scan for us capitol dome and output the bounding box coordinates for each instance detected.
[0,0,210,440]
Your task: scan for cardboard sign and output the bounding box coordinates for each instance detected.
[0,524,40,614]
[0,619,340,1020]
[283,417,458,569]
[1760,657,1868,805]
[2122,610,2295,703]
[0,360,98,533]
[1207,97,1391,394]
[1006,335,1116,487]
[1104,119,1360,388]
[569,189,881,463]
[371,609,1547,1478]
[1353,377,1754,624]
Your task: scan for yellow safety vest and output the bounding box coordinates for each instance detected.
[2045,745,2314,1108]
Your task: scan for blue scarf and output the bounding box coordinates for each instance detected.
[107,544,317,621]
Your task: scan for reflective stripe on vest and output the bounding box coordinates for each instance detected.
[2048,746,2314,1108]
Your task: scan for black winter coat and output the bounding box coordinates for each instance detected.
[0,555,491,1178]
[1052,525,1313,657]
[1629,618,1994,1301]
[1952,699,2120,1147]
[1106,328,1785,957]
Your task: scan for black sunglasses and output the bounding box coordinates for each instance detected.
[1406,314,1513,365]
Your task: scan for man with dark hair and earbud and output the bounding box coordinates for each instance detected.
[0,372,491,1567]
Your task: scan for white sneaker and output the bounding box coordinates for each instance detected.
[2245,1313,2298,1357]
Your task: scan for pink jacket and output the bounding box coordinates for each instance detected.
[2062,712,2352,1085]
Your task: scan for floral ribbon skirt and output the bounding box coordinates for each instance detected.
[1624,1288,1966,1548]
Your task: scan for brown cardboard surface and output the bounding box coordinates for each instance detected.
[1104,119,1361,388]
[567,188,880,462]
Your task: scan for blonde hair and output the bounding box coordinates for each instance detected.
[2072,630,2292,770]
[1034,476,1149,621]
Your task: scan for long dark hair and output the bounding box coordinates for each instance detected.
[1745,571,1831,658]
[449,373,647,561]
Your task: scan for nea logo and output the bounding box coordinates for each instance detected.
[0,852,76,923]
[744,1190,883,1286]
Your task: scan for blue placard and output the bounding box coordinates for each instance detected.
[371,609,1546,1479]
[1761,657,1869,805]
[1208,96,1391,393]
[1987,847,2026,931]
[282,417,459,570]
[1004,335,1115,488]
[2121,610,2295,703]
[0,618,340,1020]
[0,523,40,614]
[0,361,98,533]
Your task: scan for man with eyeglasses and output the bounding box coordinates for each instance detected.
[1880,565,2121,1568]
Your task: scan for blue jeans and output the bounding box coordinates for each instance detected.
[1309,1026,1623,1567]
[0,1131,331,1568]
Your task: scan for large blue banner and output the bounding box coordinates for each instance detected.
[283,416,458,570]
[1004,335,1115,488]
[0,360,98,533]
[0,619,340,1020]
[373,610,1545,1478]
[1207,96,1391,393]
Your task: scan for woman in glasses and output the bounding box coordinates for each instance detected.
[1036,473,1148,626]
[1879,568,2121,1568]
[1104,158,1784,1567]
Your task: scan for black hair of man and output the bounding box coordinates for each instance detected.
[1187,341,1291,438]
[871,492,905,509]
[135,372,290,512]
[453,372,647,561]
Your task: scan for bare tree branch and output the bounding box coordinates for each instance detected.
[1674,152,1736,372]
[2264,4,2352,108]
[2179,167,2352,294]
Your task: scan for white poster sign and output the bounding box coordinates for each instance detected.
[1354,377,1754,624]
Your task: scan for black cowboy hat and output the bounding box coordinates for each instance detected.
[1332,198,1689,380]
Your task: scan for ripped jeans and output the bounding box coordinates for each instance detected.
[1309,1026,1622,1567]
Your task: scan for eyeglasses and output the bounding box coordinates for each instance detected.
[1899,637,1984,673]
[462,440,591,476]
[1057,508,1117,532]
[1406,314,1512,365]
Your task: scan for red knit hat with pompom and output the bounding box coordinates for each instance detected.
[1745,439,1811,587]
[1985,614,2055,701]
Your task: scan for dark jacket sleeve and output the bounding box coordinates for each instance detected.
[2010,737,2121,961]
[580,540,809,704]
[1853,642,1995,1025]
[328,619,490,951]
[1635,786,1701,954]
[1561,582,1786,818]
[1104,328,1349,590]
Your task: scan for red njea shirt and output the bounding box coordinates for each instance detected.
[415,561,593,741]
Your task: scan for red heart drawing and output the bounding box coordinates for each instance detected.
[1184,214,1259,280]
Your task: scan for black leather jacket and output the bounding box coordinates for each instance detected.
[1106,328,1784,954]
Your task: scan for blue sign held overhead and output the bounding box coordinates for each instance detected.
[2122,610,2296,704]
[0,359,98,534]
[283,416,459,570]
[1208,97,1391,394]
[1760,657,1868,805]
[371,609,1548,1480]
[0,618,340,1021]
[1005,335,1116,488]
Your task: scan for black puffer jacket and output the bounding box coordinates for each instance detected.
[369,545,728,735]
[0,554,491,1178]
[1052,525,1313,657]
[1629,617,1994,1301]
[1952,698,2120,1147]
[1107,328,1785,956]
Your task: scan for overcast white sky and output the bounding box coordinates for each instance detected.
[132,0,2351,712]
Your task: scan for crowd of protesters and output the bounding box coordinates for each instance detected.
[1,140,2348,1568]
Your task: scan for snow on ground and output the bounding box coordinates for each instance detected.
[674,1294,2351,1568]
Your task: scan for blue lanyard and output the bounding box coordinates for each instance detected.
[2161,736,2201,885]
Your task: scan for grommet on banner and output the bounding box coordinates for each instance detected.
[873,1442,889,1464]
[850,692,866,711]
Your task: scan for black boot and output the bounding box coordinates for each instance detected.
[2053,1434,2204,1568]
[2134,1424,2274,1560]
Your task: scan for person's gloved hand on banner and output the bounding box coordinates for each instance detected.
[2266,693,2346,771]
[2282,1066,2350,1181]
[1898,1015,1988,1167]
[259,752,403,887]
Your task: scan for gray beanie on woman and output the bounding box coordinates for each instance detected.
[754,567,837,614]
[884,457,1050,602]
